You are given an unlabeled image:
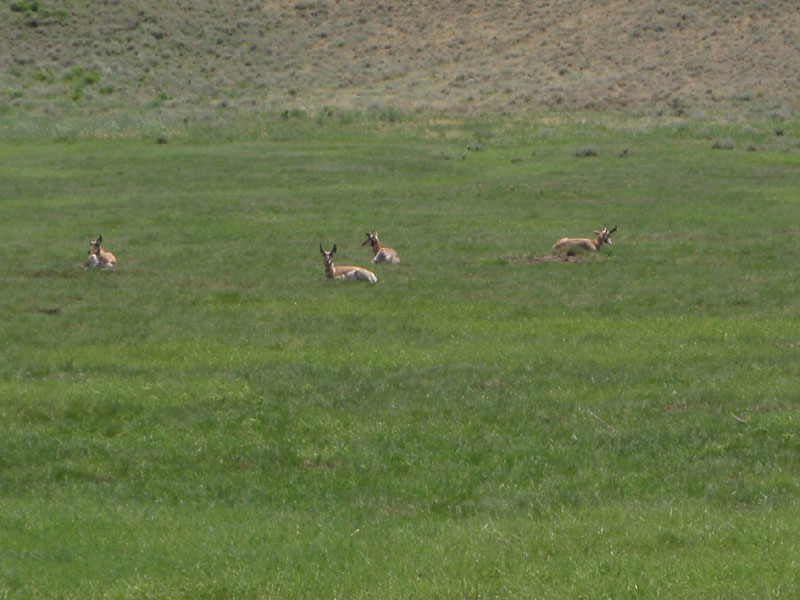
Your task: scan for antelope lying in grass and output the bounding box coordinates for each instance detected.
[362,230,400,264]
[83,235,117,269]
[320,244,377,283]
[551,225,617,255]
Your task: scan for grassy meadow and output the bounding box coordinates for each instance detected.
[1,112,799,598]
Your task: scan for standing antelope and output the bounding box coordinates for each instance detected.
[362,230,400,264]
[551,225,617,255]
[83,235,117,269]
[320,244,378,283]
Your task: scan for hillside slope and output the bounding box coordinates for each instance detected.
[2,0,798,116]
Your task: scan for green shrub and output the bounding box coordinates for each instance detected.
[377,105,404,123]
[10,0,39,12]
[32,70,54,84]
[281,108,306,119]
[62,67,102,103]
[63,67,101,86]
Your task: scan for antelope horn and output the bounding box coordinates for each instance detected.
[609,225,617,233]
[332,243,337,254]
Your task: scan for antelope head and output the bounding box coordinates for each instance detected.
[362,230,379,247]
[594,225,617,246]
[320,243,337,266]
[88,235,103,255]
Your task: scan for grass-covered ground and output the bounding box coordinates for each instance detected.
[1,113,799,598]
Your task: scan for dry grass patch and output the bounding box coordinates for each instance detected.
[508,254,591,265]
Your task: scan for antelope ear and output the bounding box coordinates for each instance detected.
[97,235,103,243]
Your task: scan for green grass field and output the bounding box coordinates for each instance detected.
[1,113,799,598]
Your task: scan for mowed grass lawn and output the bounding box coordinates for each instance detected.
[1,114,799,598]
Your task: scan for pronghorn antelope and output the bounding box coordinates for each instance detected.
[551,225,617,255]
[362,230,400,264]
[320,244,378,283]
[83,235,117,269]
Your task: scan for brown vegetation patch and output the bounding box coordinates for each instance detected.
[662,401,690,413]
[298,458,337,471]
[509,254,586,265]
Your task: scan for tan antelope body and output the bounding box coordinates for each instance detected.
[320,244,378,283]
[551,225,617,255]
[362,230,400,264]
[83,235,117,269]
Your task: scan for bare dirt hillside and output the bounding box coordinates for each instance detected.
[2,0,799,116]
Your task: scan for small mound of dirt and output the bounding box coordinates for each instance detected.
[508,254,585,264]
